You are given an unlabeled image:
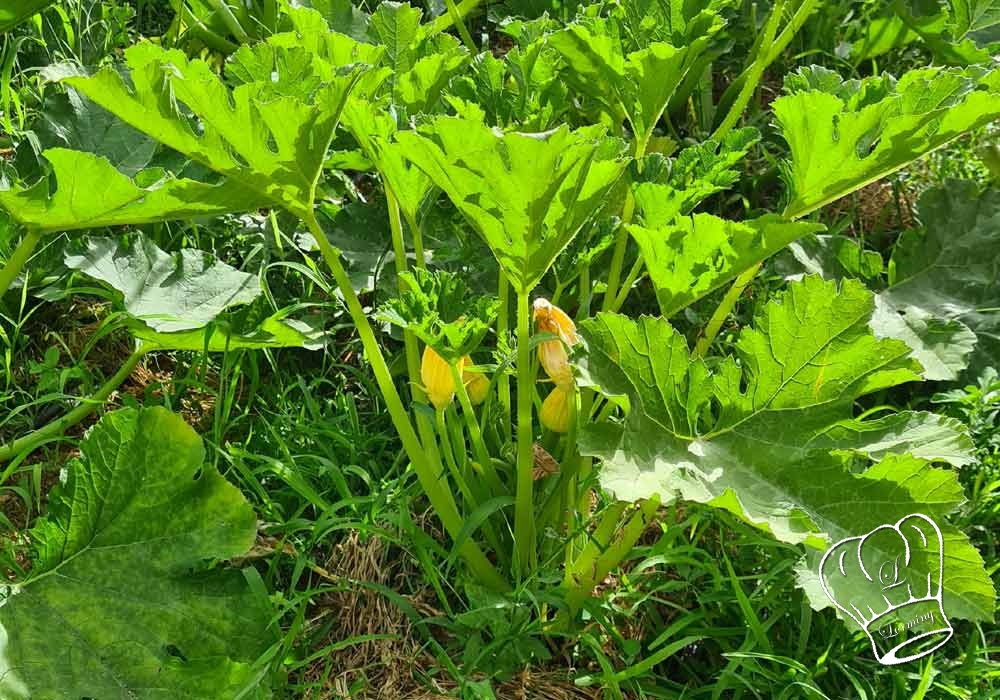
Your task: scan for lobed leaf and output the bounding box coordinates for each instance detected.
[65,234,260,333]
[874,181,1000,377]
[576,276,988,618]
[394,117,627,291]
[547,15,719,149]
[0,407,274,699]
[628,213,823,317]
[775,65,1000,218]
[56,30,372,218]
[377,268,498,360]
[0,149,261,233]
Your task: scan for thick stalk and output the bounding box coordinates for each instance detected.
[715,0,817,126]
[693,262,760,358]
[0,228,43,300]
[386,189,422,391]
[402,210,426,270]
[513,287,536,578]
[563,497,660,612]
[712,0,786,141]
[424,0,481,37]
[578,266,592,318]
[304,214,508,591]
[610,256,645,313]
[0,348,145,464]
[443,0,476,52]
[386,190,462,565]
[497,272,512,443]
[601,189,636,312]
[436,408,475,508]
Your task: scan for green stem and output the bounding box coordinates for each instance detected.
[268,209,284,255]
[563,497,660,612]
[450,362,504,496]
[716,0,816,127]
[437,408,475,507]
[443,0,476,52]
[0,228,42,300]
[402,210,426,270]
[578,266,592,318]
[610,256,645,313]
[692,262,760,358]
[601,189,636,313]
[387,188,423,392]
[497,272,512,443]
[513,287,536,579]
[387,192,443,482]
[0,348,145,465]
[712,0,786,141]
[424,0,481,38]
[304,214,508,591]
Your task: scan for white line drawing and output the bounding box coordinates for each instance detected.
[819,513,953,665]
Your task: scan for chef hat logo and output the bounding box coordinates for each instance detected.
[819,513,953,665]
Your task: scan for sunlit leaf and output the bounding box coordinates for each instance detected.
[875,180,1000,376]
[628,213,823,317]
[394,117,627,291]
[775,65,1000,218]
[0,149,261,233]
[576,275,988,619]
[56,27,373,218]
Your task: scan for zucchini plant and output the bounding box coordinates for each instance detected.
[0,0,998,695]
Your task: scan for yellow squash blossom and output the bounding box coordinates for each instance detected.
[540,384,574,433]
[533,298,578,386]
[421,347,465,410]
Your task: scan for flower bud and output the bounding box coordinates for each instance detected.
[540,384,573,433]
[533,298,578,386]
[462,359,490,405]
[421,347,463,410]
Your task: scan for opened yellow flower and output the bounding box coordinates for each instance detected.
[533,298,578,386]
[462,360,490,405]
[540,384,574,433]
[421,347,465,410]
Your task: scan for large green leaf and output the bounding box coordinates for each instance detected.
[950,0,1000,47]
[0,149,261,233]
[0,407,274,699]
[870,298,978,381]
[576,276,987,617]
[394,117,626,291]
[370,1,423,89]
[775,65,1000,218]
[33,89,158,178]
[56,24,373,218]
[131,312,325,352]
[794,454,995,626]
[340,98,432,224]
[65,234,260,333]
[0,0,54,32]
[875,181,1000,377]
[628,213,823,317]
[547,15,719,150]
[63,233,323,350]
